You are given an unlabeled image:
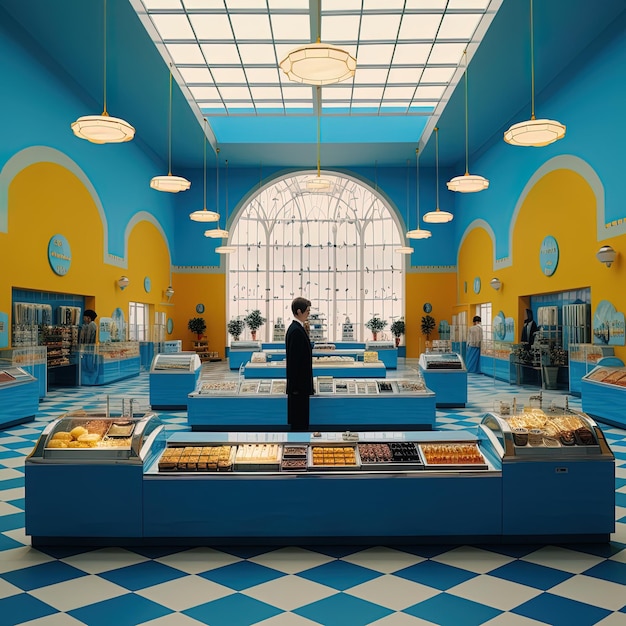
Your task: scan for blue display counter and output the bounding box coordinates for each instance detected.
[0,367,39,429]
[243,361,387,379]
[81,356,141,386]
[25,413,615,546]
[365,342,398,369]
[187,388,436,431]
[480,356,514,383]
[581,358,626,428]
[419,353,467,407]
[149,353,202,409]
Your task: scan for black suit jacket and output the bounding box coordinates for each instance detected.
[285,320,314,395]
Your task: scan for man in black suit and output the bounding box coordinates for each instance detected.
[285,297,314,431]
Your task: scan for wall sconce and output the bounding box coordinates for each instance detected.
[117,276,130,290]
[490,277,502,291]
[596,245,617,268]
[165,285,175,299]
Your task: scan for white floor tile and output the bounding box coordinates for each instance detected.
[248,547,334,574]
[347,574,439,610]
[368,613,439,625]
[594,613,626,626]
[341,546,425,573]
[3,526,30,546]
[61,547,149,574]
[0,578,22,600]
[156,547,242,574]
[616,467,626,479]
[448,574,542,611]
[15,613,85,625]
[521,546,604,574]
[254,613,321,626]
[548,574,626,611]
[481,612,554,625]
[0,468,25,481]
[609,548,626,564]
[243,574,335,611]
[136,614,207,626]
[0,546,53,574]
[432,546,514,573]
[0,486,25,502]
[0,501,23,515]
[29,575,128,611]
[137,575,233,611]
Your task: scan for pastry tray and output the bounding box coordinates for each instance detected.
[307,443,361,471]
[198,381,240,395]
[418,443,489,470]
[280,458,308,472]
[159,445,237,472]
[358,442,424,471]
[282,445,308,458]
[234,444,282,471]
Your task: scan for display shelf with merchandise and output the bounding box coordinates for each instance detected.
[418,352,467,407]
[188,377,435,431]
[149,353,202,409]
[243,359,387,379]
[581,358,626,428]
[78,342,141,386]
[568,343,614,396]
[191,340,219,362]
[228,340,263,369]
[365,340,398,369]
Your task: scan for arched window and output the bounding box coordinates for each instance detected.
[226,172,406,342]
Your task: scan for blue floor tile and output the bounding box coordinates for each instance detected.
[0,593,57,626]
[68,593,172,626]
[184,594,281,626]
[0,478,24,490]
[295,592,393,626]
[0,533,26,552]
[583,560,626,585]
[394,560,477,591]
[98,560,186,591]
[199,560,285,591]
[215,545,283,560]
[404,592,502,626]
[297,559,382,591]
[489,560,573,590]
[616,493,626,507]
[6,497,25,511]
[512,592,612,626]
[0,560,86,591]
[0,512,25,532]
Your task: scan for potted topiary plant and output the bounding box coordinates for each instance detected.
[243,309,266,340]
[227,318,245,342]
[420,314,436,349]
[365,316,387,341]
[188,317,206,341]
[390,318,405,347]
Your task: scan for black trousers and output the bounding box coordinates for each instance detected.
[287,392,310,431]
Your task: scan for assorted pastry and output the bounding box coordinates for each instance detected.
[507,410,596,447]
[46,420,134,449]
[158,445,234,471]
[419,443,486,465]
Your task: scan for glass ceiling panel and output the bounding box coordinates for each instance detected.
[135,0,502,144]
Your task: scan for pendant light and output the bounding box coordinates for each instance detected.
[190,121,219,222]
[306,87,332,192]
[504,0,565,147]
[407,149,432,239]
[280,3,355,86]
[447,52,489,192]
[423,128,453,224]
[395,246,414,255]
[205,157,229,239]
[71,0,135,143]
[151,69,191,193]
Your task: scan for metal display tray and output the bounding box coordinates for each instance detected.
[418,443,489,470]
[234,444,283,471]
[358,442,424,471]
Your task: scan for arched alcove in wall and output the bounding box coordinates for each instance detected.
[223,171,407,342]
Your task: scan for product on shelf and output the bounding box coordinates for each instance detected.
[199,381,239,394]
[235,444,282,471]
[419,443,487,467]
[270,380,286,394]
[397,380,426,393]
[159,445,235,472]
[45,418,133,449]
[308,445,359,469]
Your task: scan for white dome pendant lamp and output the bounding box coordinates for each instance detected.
[151,69,191,193]
[447,51,489,192]
[423,128,453,224]
[192,119,220,223]
[407,148,432,240]
[504,0,565,147]
[71,0,135,144]
[205,154,230,240]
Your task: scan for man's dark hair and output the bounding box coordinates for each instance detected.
[291,297,311,316]
[473,315,481,323]
[84,309,97,321]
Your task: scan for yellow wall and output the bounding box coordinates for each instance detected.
[1,162,173,342]
[405,271,457,357]
[458,168,626,361]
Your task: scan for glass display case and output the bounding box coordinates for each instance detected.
[150,352,200,372]
[420,352,464,370]
[568,343,614,395]
[427,340,452,354]
[79,341,141,385]
[28,411,164,463]
[481,410,613,459]
[0,366,35,387]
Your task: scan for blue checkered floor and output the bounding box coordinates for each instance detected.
[1,364,626,626]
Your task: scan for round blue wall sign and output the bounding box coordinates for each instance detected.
[540,235,559,276]
[144,276,151,293]
[48,234,72,276]
[167,318,174,334]
[473,277,481,294]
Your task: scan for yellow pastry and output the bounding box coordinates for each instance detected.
[77,433,101,447]
[70,426,88,440]
[52,431,73,441]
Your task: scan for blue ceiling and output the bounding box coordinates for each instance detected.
[2,0,625,170]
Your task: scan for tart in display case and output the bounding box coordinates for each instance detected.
[419,442,488,469]
[158,445,236,472]
[307,444,361,470]
[235,444,282,471]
